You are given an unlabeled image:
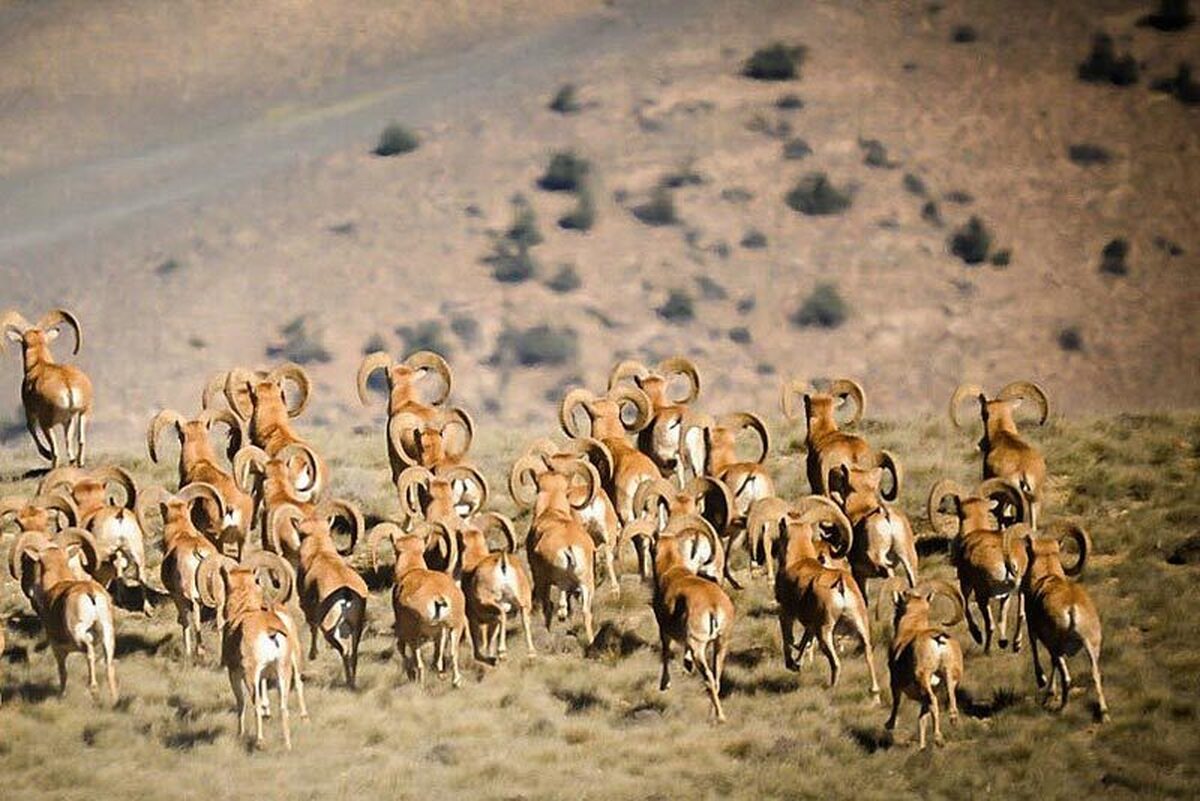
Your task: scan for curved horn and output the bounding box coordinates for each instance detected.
[36,466,85,498]
[356,351,395,406]
[508,452,547,509]
[146,409,186,464]
[474,511,517,554]
[949,383,985,429]
[439,407,475,460]
[926,478,967,537]
[266,503,307,555]
[36,309,83,355]
[1050,520,1090,578]
[267,363,311,418]
[875,450,902,502]
[977,478,1027,528]
[795,495,854,559]
[633,478,677,523]
[387,412,427,468]
[1000,524,1034,581]
[610,385,652,433]
[316,498,364,556]
[559,388,595,439]
[54,526,99,575]
[567,460,601,511]
[10,531,50,580]
[922,579,965,627]
[829,379,865,426]
[242,550,296,605]
[404,351,453,405]
[201,371,230,410]
[94,466,138,510]
[396,466,434,520]
[196,554,237,609]
[718,412,770,464]
[745,496,789,566]
[657,357,700,404]
[198,407,244,460]
[178,482,227,522]
[232,445,269,492]
[779,378,810,422]
[679,411,715,479]
[0,310,31,352]
[997,380,1050,426]
[0,496,27,531]
[441,464,489,516]
[223,368,258,421]
[607,359,650,390]
[568,437,614,486]
[33,492,79,531]
[415,521,458,576]
[367,522,404,572]
[663,513,723,573]
[684,475,734,534]
[277,442,321,495]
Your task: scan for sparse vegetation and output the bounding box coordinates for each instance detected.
[1100,238,1130,276]
[740,228,768,249]
[951,24,978,43]
[485,240,538,283]
[1077,33,1139,86]
[1151,63,1200,105]
[396,320,452,355]
[746,114,792,139]
[1058,325,1084,351]
[659,159,705,189]
[742,42,806,81]
[155,258,182,277]
[373,123,420,156]
[695,275,728,300]
[736,295,757,314]
[538,150,590,192]
[990,248,1012,267]
[267,314,331,364]
[657,289,695,323]
[902,173,927,197]
[1138,0,1194,32]
[945,189,973,204]
[782,137,812,160]
[921,200,943,227]
[949,216,993,265]
[785,173,853,216]
[728,326,752,344]
[449,315,479,347]
[494,324,578,367]
[558,184,596,232]
[633,186,678,226]
[548,83,582,114]
[721,187,754,203]
[775,93,804,110]
[1068,143,1112,166]
[790,283,848,328]
[545,263,581,293]
[506,194,543,247]
[859,138,897,169]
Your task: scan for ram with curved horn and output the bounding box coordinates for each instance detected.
[357,350,454,482]
[755,495,880,700]
[15,527,119,703]
[781,377,879,497]
[38,465,157,614]
[559,384,659,528]
[928,478,1030,653]
[609,356,701,480]
[148,406,253,557]
[1,308,92,467]
[1006,521,1107,719]
[883,579,966,750]
[520,455,602,650]
[141,483,226,660]
[648,514,736,722]
[458,511,536,664]
[369,521,467,688]
[396,464,488,546]
[233,443,323,538]
[510,438,624,593]
[629,475,733,582]
[949,380,1050,527]
[0,492,78,537]
[198,550,309,749]
[267,502,368,688]
[826,461,918,604]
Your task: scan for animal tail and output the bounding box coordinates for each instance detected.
[430,596,451,622]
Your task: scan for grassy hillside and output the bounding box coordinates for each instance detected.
[2,412,1198,799]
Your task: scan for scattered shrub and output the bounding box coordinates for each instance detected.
[1138,0,1194,32]
[782,137,812,160]
[187,337,206,350]
[990,248,1012,267]
[951,25,978,43]
[156,258,182,277]
[506,194,543,247]
[709,240,732,260]
[1150,63,1200,105]
[775,93,804,110]
[496,325,578,367]
[659,160,705,189]
[1058,326,1084,352]
[743,43,807,81]
[538,151,590,192]
[860,138,898,168]
[633,187,678,226]
[791,283,848,329]
[549,83,582,114]
[268,315,331,364]
[373,123,420,156]
[721,187,754,203]
[546,264,582,293]
[756,362,777,376]
[695,275,728,300]
[728,326,752,344]
[1077,34,1139,86]
[559,185,596,232]
[921,200,943,227]
[396,321,452,356]
[1068,143,1112,166]
[949,216,992,265]
[1153,235,1185,256]
[1100,238,1130,276]
[944,189,974,204]
[450,315,480,347]
[362,333,388,355]
[785,173,853,216]
[746,114,792,139]
[736,295,757,314]
[657,290,695,324]
[485,241,537,283]
[902,173,928,197]
[740,229,768,249]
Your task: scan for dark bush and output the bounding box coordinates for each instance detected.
[1068,143,1112,166]
[1077,34,1139,86]
[373,124,420,156]
[945,189,974,204]
[743,43,807,81]
[538,151,590,192]
[546,264,582,293]
[1058,326,1084,352]
[449,315,480,347]
[496,325,578,367]
[740,229,768,249]
[1153,235,1185,257]
[736,295,757,314]
[657,290,695,324]
[268,316,332,364]
[782,137,813,160]
[633,187,678,226]
[721,187,754,203]
[695,275,728,300]
[156,258,182,277]
[902,173,928,197]
[559,185,596,232]
[396,321,452,355]
[1100,238,1130,275]
[921,200,943,227]
[506,194,543,247]
[1138,1,1194,32]
[790,283,848,329]
[775,93,804,110]
[949,216,992,265]
[728,326,752,344]
[785,173,853,216]
[860,138,898,168]
[362,333,388,355]
[990,248,1012,267]
[485,241,537,284]
[951,25,978,43]
[659,160,705,189]
[549,83,582,114]
[1151,63,1200,105]
[746,114,792,139]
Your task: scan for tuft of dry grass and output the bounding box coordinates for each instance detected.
[2,413,1199,799]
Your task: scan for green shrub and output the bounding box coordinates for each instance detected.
[1058,326,1084,352]
[949,216,992,264]
[775,93,804,110]
[558,184,596,231]
[785,173,852,215]
[743,43,806,81]
[538,151,590,192]
[790,283,848,329]
[496,325,579,367]
[373,123,420,156]
[549,83,582,114]
[740,229,768,249]
[506,194,543,247]
[633,186,677,226]
[546,264,582,293]
[155,258,182,277]
[782,138,812,160]
[729,326,752,344]
[659,159,704,189]
[485,241,537,283]
[449,315,479,347]
[268,315,332,364]
[657,290,694,323]
[396,321,452,356]
[1100,238,1130,276]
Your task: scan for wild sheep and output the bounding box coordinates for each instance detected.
[827,460,917,599]
[608,357,701,481]
[458,511,536,663]
[357,350,453,482]
[781,377,879,496]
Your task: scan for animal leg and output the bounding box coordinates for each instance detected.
[962,579,982,645]
[1085,639,1108,720]
[1012,592,1026,653]
[579,583,595,646]
[978,592,995,654]
[692,638,725,722]
[816,625,841,688]
[850,607,881,701]
[449,626,463,688]
[277,662,293,750]
[1056,656,1072,711]
[1028,615,1046,689]
[77,412,89,467]
[659,630,673,691]
[519,604,536,657]
[779,612,798,670]
[54,646,69,695]
[229,670,246,737]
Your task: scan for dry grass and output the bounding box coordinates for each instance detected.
[2,413,1199,799]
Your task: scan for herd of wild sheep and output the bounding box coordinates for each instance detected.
[0,307,1107,750]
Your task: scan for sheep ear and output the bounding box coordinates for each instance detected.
[44,328,60,341]
[5,329,22,343]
